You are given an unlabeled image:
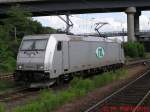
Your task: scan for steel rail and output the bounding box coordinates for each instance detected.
[132,90,150,112]
[0,87,37,102]
[84,70,150,112]
[0,74,13,80]
[0,59,149,103]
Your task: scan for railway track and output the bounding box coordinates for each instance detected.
[125,59,150,68]
[0,59,149,103]
[84,70,150,112]
[0,87,39,102]
[0,73,13,80]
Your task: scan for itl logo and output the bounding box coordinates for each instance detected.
[96,47,105,59]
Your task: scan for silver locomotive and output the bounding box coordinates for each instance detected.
[14,34,125,87]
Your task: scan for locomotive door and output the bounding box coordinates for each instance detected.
[62,41,69,72]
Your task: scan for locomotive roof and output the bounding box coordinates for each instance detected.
[23,34,121,43]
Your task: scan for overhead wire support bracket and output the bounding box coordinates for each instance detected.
[58,14,73,34]
[95,22,108,38]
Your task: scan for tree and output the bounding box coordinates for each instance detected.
[0,6,56,72]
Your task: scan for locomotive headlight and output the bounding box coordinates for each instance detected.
[37,65,44,70]
[18,65,23,69]
[40,66,44,69]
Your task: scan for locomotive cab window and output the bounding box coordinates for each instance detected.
[20,39,48,51]
[57,41,62,51]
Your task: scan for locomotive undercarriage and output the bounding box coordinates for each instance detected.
[14,70,53,87]
[14,63,123,88]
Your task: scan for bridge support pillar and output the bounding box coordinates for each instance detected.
[125,7,137,42]
[134,10,141,35]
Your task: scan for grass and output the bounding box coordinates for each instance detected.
[0,80,15,92]
[12,69,128,112]
[145,52,150,59]
[0,104,4,112]
[0,80,15,112]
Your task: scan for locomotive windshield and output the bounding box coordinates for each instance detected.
[20,39,48,51]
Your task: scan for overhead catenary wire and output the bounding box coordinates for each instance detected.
[22,5,111,36]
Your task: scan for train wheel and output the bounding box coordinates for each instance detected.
[56,76,64,86]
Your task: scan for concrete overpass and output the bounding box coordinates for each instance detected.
[1,0,150,42]
[1,0,150,15]
[0,0,41,3]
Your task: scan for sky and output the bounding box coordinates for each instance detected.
[33,11,150,35]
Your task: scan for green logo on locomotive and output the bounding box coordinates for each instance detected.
[96,47,105,59]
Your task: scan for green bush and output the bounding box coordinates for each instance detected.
[137,42,145,57]
[123,42,145,58]
[0,42,16,72]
